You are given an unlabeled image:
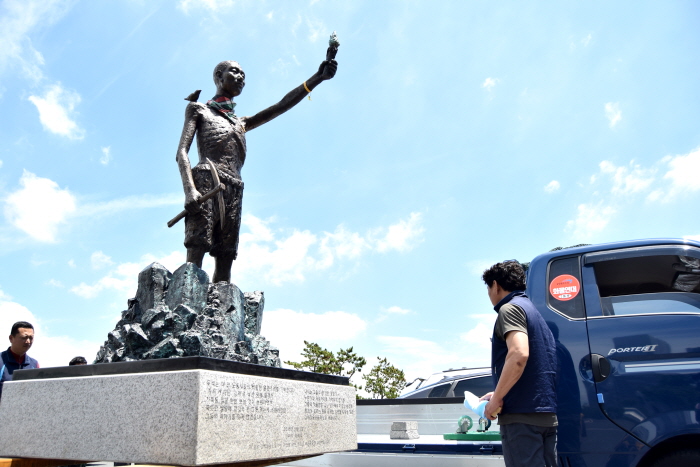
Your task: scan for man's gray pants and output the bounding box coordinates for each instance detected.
[500,423,557,467]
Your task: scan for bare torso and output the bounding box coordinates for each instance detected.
[192,103,247,180]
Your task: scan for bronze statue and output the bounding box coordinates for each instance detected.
[171,34,339,283]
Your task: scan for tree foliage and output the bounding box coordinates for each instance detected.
[285,341,367,390]
[362,357,406,399]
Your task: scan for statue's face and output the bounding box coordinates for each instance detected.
[217,61,245,97]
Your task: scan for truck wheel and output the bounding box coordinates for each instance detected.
[650,450,700,467]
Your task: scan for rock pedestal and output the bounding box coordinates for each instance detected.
[95,262,280,367]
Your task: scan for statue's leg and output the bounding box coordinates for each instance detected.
[187,247,207,268]
[213,254,235,283]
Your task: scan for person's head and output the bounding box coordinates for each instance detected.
[213,60,245,98]
[69,356,87,366]
[482,261,526,306]
[9,321,34,356]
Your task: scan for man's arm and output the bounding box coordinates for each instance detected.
[242,60,337,132]
[176,102,202,214]
[484,330,529,420]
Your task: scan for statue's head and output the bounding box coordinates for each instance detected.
[213,60,245,97]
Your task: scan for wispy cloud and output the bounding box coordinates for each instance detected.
[0,0,71,80]
[482,77,498,92]
[565,202,616,241]
[178,0,237,14]
[70,251,186,299]
[544,180,560,193]
[3,170,181,243]
[660,147,700,199]
[306,17,326,43]
[3,170,77,243]
[78,193,182,218]
[28,83,85,139]
[564,146,700,238]
[91,251,114,270]
[100,146,112,165]
[599,160,655,195]
[381,306,411,315]
[604,102,621,128]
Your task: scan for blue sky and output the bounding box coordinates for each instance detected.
[1,0,699,384]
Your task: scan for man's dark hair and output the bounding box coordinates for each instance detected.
[10,321,34,336]
[482,261,526,292]
[69,356,88,366]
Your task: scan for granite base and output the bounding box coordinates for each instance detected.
[0,364,356,466]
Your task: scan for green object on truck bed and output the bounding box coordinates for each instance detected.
[443,432,501,441]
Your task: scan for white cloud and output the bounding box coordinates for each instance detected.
[605,102,622,128]
[544,180,560,193]
[306,17,325,43]
[0,160,3,169]
[71,251,186,300]
[68,259,76,268]
[47,278,63,287]
[662,147,700,196]
[3,170,77,242]
[381,306,411,315]
[565,202,616,241]
[271,58,292,77]
[581,33,592,47]
[100,146,112,165]
[261,308,367,365]
[0,287,12,301]
[373,212,425,253]
[0,297,101,367]
[178,0,236,13]
[91,251,114,270]
[482,77,498,92]
[565,147,700,236]
[28,83,84,139]
[79,193,182,218]
[0,0,70,80]
[599,160,655,195]
[233,213,424,285]
[585,147,700,204]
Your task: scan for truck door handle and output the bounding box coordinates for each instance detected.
[590,354,611,383]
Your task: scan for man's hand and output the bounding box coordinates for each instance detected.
[479,392,493,401]
[484,394,503,420]
[318,59,338,80]
[185,189,202,214]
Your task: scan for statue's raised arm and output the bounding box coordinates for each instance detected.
[242,40,338,132]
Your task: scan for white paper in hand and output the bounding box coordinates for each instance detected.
[463,391,488,419]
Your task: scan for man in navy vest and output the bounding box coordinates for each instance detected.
[1,321,40,401]
[480,261,558,467]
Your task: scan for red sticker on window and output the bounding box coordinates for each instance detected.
[549,275,580,301]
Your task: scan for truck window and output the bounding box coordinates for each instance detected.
[547,256,585,318]
[453,376,494,397]
[593,254,700,316]
[427,383,451,398]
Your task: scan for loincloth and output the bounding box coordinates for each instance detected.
[184,163,244,258]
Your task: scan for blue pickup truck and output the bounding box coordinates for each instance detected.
[528,238,700,467]
[284,238,700,467]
